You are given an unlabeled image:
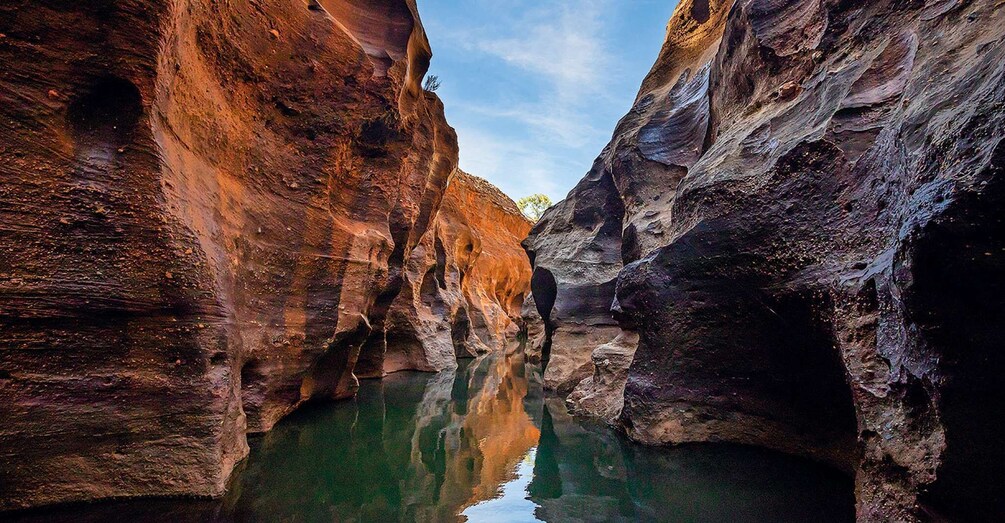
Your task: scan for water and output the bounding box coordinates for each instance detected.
[10,354,854,522]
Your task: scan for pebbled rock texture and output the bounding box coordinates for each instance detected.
[0,0,528,511]
[526,0,1005,520]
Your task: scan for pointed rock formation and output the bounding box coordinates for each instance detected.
[522,157,627,394]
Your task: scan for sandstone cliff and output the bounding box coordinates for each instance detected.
[525,0,1005,520]
[357,170,532,376]
[0,0,527,511]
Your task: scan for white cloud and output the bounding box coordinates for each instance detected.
[436,0,618,149]
[477,0,610,101]
[455,126,569,202]
[449,101,603,150]
[423,0,641,202]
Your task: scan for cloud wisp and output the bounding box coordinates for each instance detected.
[422,0,677,202]
[472,0,617,148]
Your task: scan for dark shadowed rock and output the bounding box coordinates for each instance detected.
[566,331,639,423]
[527,0,1005,520]
[522,157,627,394]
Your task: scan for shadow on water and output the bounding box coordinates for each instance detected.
[8,353,854,522]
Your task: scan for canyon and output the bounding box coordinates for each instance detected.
[526,0,1005,521]
[0,0,529,511]
[1,0,1003,521]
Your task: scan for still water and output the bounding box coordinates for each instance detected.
[11,354,854,522]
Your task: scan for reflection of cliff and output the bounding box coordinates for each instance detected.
[530,399,637,522]
[408,354,540,520]
[463,355,540,505]
[527,399,854,523]
[225,354,537,522]
[10,352,856,523]
[10,355,538,522]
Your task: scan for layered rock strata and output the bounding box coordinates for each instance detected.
[526,0,1005,520]
[0,0,527,511]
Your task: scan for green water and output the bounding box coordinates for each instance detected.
[12,354,854,522]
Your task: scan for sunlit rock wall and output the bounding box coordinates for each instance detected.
[0,0,523,511]
[357,170,533,375]
[526,0,1005,520]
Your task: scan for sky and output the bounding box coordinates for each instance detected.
[421,0,681,203]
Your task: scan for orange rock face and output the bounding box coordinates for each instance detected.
[358,170,533,375]
[0,0,528,511]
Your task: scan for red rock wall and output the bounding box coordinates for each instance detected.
[526,0,1005,520]
[0,0,527,511]
[358,170,533,375]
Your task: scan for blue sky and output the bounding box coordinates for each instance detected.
[421,0,680,202]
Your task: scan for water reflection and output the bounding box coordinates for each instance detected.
[9,353,854,522]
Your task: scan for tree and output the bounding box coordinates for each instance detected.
[423,75,441,92]
[517,194,553,222]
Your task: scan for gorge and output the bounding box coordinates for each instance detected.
[2,0,1004,522]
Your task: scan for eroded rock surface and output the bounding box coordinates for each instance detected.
[357,170,532,376]
[522,157,627,394]
[0,0,527,511]
[527,0,1005,520]
[566,331,639,423]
